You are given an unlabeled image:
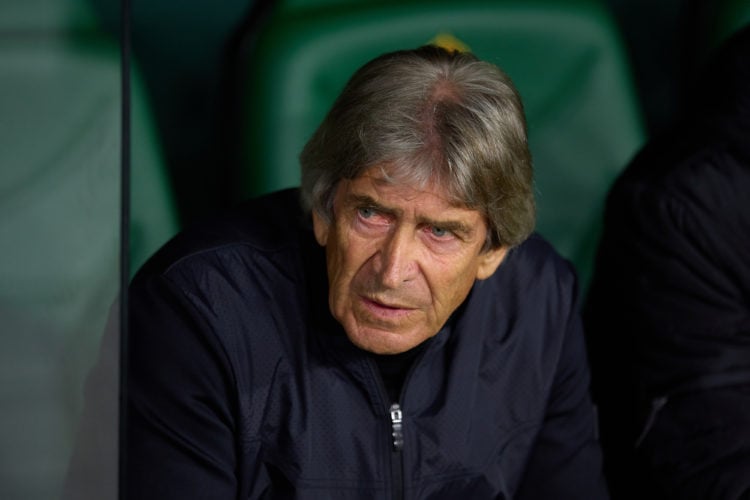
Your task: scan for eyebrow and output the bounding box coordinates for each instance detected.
[347,194,396,214]
[345,193,475,237]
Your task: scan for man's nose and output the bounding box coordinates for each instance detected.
[376,227,419,288]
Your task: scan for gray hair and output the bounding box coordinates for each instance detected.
[299,45,535,249]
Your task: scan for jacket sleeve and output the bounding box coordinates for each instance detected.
[126,271,241,499]
[515,287,610,500]
[585,155,750,499]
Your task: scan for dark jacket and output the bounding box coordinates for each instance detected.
[126,188,607,499]
[584,25,750,500]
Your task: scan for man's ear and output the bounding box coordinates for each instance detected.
[311,210,330,246]
[475,246,508,280]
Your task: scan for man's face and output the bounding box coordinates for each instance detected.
[312,166,507,354]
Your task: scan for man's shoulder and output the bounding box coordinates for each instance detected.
[133,188,311,281]
[472,233,579,316]
[504,233,577,286]
[612,125,749,215]
[453,234,580,379]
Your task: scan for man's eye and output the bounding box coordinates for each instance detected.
[430,226,451,238]
[358,207,377,219]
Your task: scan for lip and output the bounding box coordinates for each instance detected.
[359,295,417,320]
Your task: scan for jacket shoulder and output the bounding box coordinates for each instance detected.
[503,233,578,292]
[133,188,309,280]
[469,233,580,338]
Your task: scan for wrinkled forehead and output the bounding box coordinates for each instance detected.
[356,162,471,209]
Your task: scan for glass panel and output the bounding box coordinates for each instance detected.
[0,0,122,498]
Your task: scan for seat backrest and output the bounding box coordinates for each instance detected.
[239,0,645,289]
[708,0,750,49]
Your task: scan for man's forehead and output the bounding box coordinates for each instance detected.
[349,167,468,209]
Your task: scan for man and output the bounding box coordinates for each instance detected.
[127,46,607,499]
[584,25,750,500]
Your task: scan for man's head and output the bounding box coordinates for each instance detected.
[300,46,535,353]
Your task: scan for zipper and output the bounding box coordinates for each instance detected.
[389,402,404,500]
[369,342,432,500]
[367,357,407,500]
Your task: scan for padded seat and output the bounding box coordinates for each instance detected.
[240,0,645,289]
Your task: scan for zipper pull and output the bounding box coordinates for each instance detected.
[389,403,404,451]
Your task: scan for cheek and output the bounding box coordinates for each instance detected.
[326,234,374,295]
[428,259,479,310]
[326,242,350,294]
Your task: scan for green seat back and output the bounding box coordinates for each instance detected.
[710,0,750,48]
[240,0,645,289]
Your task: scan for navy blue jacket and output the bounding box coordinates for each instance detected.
[126,188,607,499]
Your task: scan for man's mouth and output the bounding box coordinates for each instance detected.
[359,296,417,320]
[370,299,404,309]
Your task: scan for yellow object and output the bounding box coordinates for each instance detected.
[429,33,471,53]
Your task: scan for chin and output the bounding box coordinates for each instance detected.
[344,323,430,355]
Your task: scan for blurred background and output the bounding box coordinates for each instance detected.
[0,0,747,498]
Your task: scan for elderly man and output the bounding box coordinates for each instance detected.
[127,46,608,499]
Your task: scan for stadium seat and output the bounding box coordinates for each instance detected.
[239,0,645,290]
